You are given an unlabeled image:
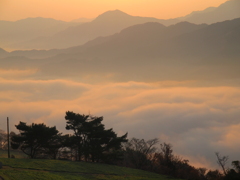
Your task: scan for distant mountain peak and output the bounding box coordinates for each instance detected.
[178,0,240,24]
[180,7,216,20]
[100,9,129,16]
[16,17,66,23]
[0,48,9,58]
[93,10,131,22]
[219,0,240,7]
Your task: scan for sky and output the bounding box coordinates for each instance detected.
[0,0,228,21]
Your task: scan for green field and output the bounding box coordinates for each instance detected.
[0,150,183,180]
[0,158,181,180]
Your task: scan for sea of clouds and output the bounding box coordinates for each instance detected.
[0,69,239,169]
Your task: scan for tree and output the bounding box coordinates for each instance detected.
[160,143,174,168]
[151,143,176,175]
[65,111,127,162]
[224,161,240,180]
[86,123,128,163]
[215,152,228,176]
[122,138,159,169]
[206,169,223,180]
[11,122,59,158]
[231,161,240,174]
[44,133,67,159]
[65,111,89,161]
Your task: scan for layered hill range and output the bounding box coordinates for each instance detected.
[0,0,239,50]
[1,16,240,82]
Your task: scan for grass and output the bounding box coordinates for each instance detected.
[0,150,183,180]
[0,149,27,159]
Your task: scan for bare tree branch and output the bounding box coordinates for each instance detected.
[215,152,229,176]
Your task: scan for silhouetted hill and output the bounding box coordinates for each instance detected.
[2,22,206,59]
[1,18,239,82]
[63,21,209,58]
[11,10,179,50]
[0,17,81,50]
[0,48,9,58]
[179,0,240,24]
[7,49,62,59]
[2,0,240,50]
[41,19,240,81]
[0,56,39,69]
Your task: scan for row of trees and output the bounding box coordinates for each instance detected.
[1,111,238,180]
[11,111,127,162]
[119,138,240,180]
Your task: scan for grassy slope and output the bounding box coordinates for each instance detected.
[0,158,183,180]
[0,150,183,180]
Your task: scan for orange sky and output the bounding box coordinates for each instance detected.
[0,0,228,21]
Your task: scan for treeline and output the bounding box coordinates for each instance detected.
[0,111,239,180]
[10,111,128,162]
[120,139,240,180]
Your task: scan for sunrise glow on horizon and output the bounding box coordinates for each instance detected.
[1,0,228,21]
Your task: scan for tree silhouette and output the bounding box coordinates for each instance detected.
[11,122,58,158]
[224,161,240,180]
[65,111,127,162]
[215,152,228,176]
[123,138,158,169]
[44,133,66,159]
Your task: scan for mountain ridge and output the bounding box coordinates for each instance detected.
[1,18,239,82]
[10,10,179,50]
[179,0,240,24]
[0,18,81,50]
[1,0,240,50]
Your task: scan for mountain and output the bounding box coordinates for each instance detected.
[2,18,239,82]
[0,18,240,81]
[1,21,207,59]
[179,0,240,24]
[71,17,94,23]
[10,10,180,50]
[3,49,62,59]
[0,48,9,58]
[43,18,240,81]
[0,17,81,50]
[0,56,38,69]
[2,0,240,50]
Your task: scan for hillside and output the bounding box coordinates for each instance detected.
[0,18,239,82]
[1,1,240,50]
[0,48,8,58]
[178,0,240,24]
[36,19,240,81]
[11,10,179,50]
[0,18,80,50]
[0,158,182,180]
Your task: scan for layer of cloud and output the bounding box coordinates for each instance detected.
[0,69,37,79]
[0,77,239,169]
